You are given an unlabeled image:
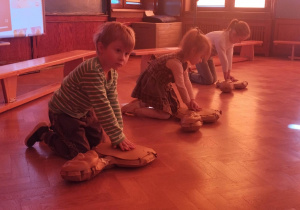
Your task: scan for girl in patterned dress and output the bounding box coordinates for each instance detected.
[122,28,211,120]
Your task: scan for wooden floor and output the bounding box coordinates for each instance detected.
[1,55,300,210]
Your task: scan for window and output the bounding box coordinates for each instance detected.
[197,0,225,8]
[111,0,141,9]
[126,0,140,5]
[197,0,268,10]
[234,0,265,8]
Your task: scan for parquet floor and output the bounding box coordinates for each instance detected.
[1,55,300,210]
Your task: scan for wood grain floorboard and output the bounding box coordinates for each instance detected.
[0,55,300,210]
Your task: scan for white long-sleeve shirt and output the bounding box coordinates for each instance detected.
[206,30,234,73]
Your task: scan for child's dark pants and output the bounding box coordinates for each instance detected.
[44,109,103,160]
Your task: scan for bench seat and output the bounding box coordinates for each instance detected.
[0,50,96,113]
[131,40,263,72]
[273,40,300,60]
[131,47,180,73]
[234,40,263,61]
[131,47,180,56]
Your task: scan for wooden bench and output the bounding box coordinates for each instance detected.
[131,47,180,72]
[131,41,262,72]
[0,50,96,113]
[234,40,263,61]
[273,40,300,61]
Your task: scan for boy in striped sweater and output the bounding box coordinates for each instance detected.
[25,22,136,159]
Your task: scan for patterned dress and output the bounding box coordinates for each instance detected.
[131,52,188,115]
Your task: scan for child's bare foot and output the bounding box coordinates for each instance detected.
[121,99,141,115]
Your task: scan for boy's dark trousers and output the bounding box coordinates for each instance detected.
[44,109,103,159]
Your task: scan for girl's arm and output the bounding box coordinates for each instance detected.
[167,59,200,111]
[224,47,237,81]
[214,34,233,80]
[223,71,230,81]
[166,59,190,106]
[183,68,201,111]
[216,48,230,81]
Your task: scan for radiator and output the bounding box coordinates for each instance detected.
[249,26,265,41]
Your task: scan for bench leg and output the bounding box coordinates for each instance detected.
[1,76,17,103]
[287,45,296,61]
[64,58,84,77]
[291,45,295,61]
[240,45,255,61]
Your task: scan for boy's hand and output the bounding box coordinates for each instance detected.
[114,138,135,151]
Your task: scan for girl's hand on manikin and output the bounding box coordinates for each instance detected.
[189,99,202,111]
[229,75,238,82]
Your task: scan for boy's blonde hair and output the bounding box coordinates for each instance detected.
[93,22,135,55]
[226,19,251,39]
[179,28,211,61]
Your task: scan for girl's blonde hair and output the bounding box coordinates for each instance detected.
[226,19,251,38]
[93,22,135,55]
[179,28,211,61]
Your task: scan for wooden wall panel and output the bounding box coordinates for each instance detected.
[0,15,108,65]
[0,14,142,65]
[33,15,108,58]
[0,37,32,65]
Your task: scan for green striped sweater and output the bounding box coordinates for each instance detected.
[49,57,125,145]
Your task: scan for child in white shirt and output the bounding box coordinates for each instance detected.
[189,19,251,85]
